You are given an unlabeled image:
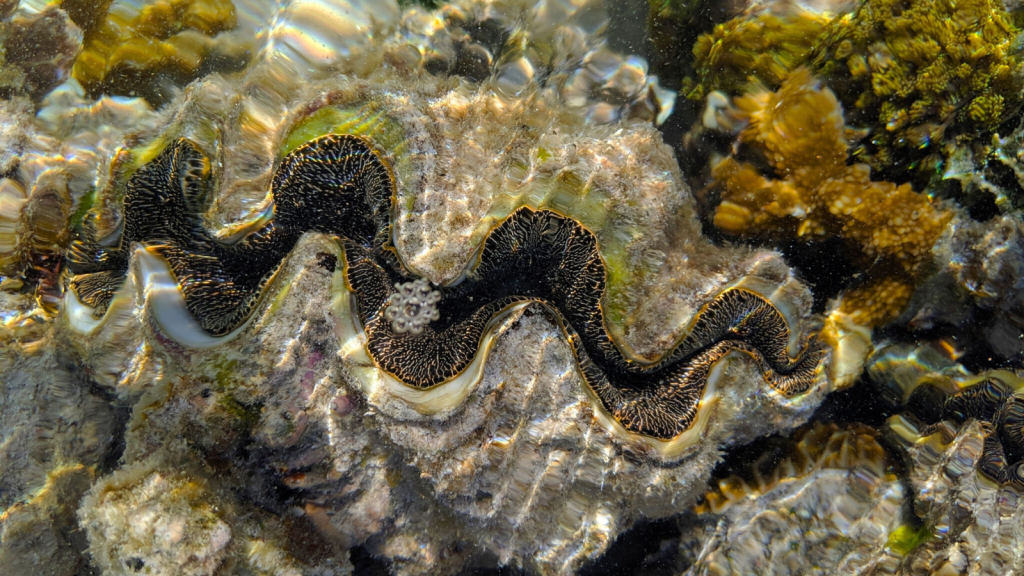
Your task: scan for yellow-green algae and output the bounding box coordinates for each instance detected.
[887,523,933,556]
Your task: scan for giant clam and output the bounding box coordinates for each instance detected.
[56,75,832,572]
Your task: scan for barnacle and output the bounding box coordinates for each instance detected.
[67,134,823,440]
[810,0,1024,182]
[711,69,953,326]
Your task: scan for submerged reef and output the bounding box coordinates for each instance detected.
[710,69,952,327]
[0,0,1022,574]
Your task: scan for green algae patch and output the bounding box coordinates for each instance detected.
[217,395,263,430]
[280,104,408,161]
[70,188,97,230]
[211,358,240,391]
[887,524,933,556]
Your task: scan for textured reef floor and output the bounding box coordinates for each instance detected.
[1,0,1024,574]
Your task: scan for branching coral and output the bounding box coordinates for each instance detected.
[810,0,1024,182]
[711,69,953,327]
[63,0,241,104]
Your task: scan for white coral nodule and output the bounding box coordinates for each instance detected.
[383,279,441,335]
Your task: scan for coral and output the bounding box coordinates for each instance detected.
[865,343,1024,573]
[940,215,1024,360]
[0,340,118,513]
[810,0,1024,183]
[79,462,234,576]
[944,112,1024,214]
[711,69,953,326]
[0,326,120,573]
[78,455,351,576]
[684,12,828,101]
[63,0,245,105]
[0,79,159,319]
[391,0,674,125]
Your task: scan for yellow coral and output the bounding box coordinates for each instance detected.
[63,0,238,103]
[711,69,953,326]
[811,0,1024,179]
[686,12,829,100]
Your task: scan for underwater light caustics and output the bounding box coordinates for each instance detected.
[66,133,823,440]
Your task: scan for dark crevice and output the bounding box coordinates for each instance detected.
[810,376,902,428]
[351,545,392,576]
[779,238,860,314]
[578,517,684,576]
